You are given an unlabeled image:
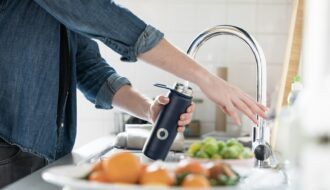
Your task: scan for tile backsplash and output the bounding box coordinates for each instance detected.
[75,0,293,147]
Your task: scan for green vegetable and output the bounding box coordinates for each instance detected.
[188,142,202,156]
[223,146,241,159]
[237,143,245,152]
[195,150,209,159]
[218,174,229,185]
[175,172,190,186]
[209,179,218,186]
[203,141,218,156]
[203,137,217,145]
[217,141,226,153]
[226,139,240,147]
[188,137,253,160]
[217,173,239,186]
[241,148,253,159]
[219,146,227,156]
[225,176,239,186]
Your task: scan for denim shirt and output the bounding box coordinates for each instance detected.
[0,0,164,161]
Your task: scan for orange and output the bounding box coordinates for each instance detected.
[88,171,110,183]
[182,174,210,188]
[102,151,142,184]
[175,159,209,177]
[91,161,103,172]
[139,164,174,186]
[140,163,149,175]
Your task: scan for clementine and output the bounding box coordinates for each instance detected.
[139,164,174,186]
[91,160,103,172]
[175,159,209,177]
[88,171,109,183]
[182,174,210,188]
[102,151,142,184]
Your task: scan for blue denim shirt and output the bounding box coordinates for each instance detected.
[0,0,164,161]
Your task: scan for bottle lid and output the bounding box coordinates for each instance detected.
[154,83,193,97]
[173,83,193,97]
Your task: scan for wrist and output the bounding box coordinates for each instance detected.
[143,98,154,123]
[194,68,215,88]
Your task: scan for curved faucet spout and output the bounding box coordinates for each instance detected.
[187,25,272,168]
[187,25,267,107]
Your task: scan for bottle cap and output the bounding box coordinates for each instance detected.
[154,83,193,97]
[173,83,193,97]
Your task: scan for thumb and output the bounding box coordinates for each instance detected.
[156,96,170,105]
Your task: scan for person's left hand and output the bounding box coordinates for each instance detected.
[148,95,195,132]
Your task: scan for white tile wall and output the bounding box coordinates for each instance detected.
[75,0,293,148]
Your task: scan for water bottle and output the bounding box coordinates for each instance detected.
[142,83,193,160]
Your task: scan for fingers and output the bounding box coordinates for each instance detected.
[233,98,258,124]
[186,103,195,113]
[241,94,267,119]
[177,103,195,128]
[223,103,241,126]
[156,95,170,105]
[178,113,192,126]
[177,126,185,132]
[243,93,268,112]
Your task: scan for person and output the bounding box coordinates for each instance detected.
[0,0,267,187]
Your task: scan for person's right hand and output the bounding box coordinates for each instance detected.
[198,74,268,125]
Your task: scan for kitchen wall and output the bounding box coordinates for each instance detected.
[75,0,293,148]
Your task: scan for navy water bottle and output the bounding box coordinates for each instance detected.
[142,83,193,160]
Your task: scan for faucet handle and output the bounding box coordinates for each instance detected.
[254,143,272,161]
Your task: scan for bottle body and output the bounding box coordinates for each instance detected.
[143,84,192,160]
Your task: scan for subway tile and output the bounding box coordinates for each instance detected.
[193,91,216,123]
[225,34,259,65]
[196,121,216,135]
[256,34,289,64]
[165,32,201,51]
[266,64,283,101]
[256,4,290,34]
[192,38,228,70]
[227,65,257,96]
[226,3,257,33]
[165,2,227,32]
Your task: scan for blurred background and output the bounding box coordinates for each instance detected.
[75,0,293,148]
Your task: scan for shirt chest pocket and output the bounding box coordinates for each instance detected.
[0,0,8,12]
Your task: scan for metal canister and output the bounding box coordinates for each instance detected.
[142,83,193,160]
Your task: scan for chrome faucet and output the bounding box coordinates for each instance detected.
[187,25,274,168]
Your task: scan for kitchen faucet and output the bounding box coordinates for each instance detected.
[186,25,275,168]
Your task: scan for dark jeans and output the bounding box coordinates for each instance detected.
[0,138,46,188]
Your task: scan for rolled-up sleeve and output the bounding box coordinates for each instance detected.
[95,73,131,109]
[76,34,131,109]
[33,0,164,62]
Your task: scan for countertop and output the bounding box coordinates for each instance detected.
[3,135,117,190]
[3,135,292,190]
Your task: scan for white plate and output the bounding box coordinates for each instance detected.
[42,163,254,190]
[189,158,255,168]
